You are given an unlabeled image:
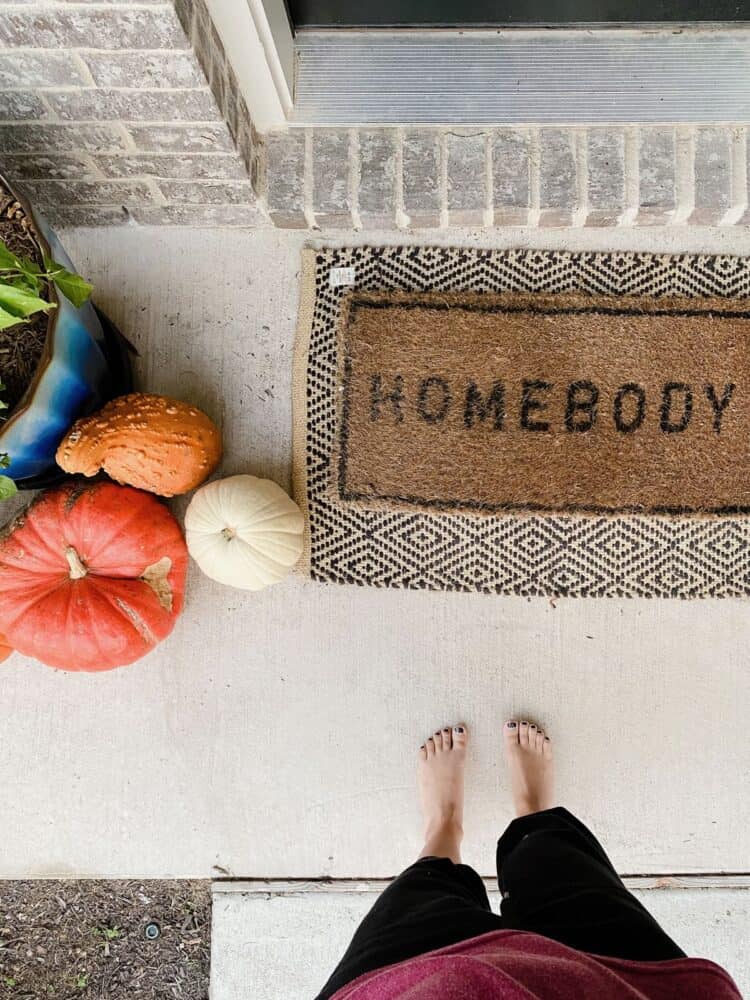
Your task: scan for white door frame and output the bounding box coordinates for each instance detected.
[205,0,293,132]
[205,2,750,131]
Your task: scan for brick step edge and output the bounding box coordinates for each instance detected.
[263,125,748,231]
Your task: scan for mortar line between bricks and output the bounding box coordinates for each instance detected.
[25,118,230,126]
[127,180,255,187]
[673,125,695,225]
[0,3,184,8]
[94,151,247,156]
[483,130,493,227]
[528,127,541,226]
[136,177,254,182]
[438,130,448,228]
[186,0,198,44]
[0,121,233,129]
[70,53,96,89]
[39,85,214,93]
[394,127,408,230]
[303,127,316,229]
[0,47,202,53]
[81,152,107,181]
[573,128,588,227]
[142,175,166,205]
[4,86,93,93]
[114,121,136,151]
[620,126,639,225]
[23,179,162,187]
[0,117,54,126]
[348,127,361,230]
[723,125,748,225]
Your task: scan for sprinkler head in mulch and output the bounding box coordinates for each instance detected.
[144,922,160,940]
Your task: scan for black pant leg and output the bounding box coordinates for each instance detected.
[316,857,503,999]
[496,807,686,962]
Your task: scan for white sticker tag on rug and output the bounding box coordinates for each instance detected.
[329,266,356,288]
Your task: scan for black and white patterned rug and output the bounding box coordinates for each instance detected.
[293,246,750,598]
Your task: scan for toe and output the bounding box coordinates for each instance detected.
[535,730,545,752]
[433,730,444,752]
[504,720,519,746]
[519,721,530,747]
[418,743,427,761]
[425,736,436,757]
[452,724,468,750]
[543,736,553,759]
[442,727,453,750]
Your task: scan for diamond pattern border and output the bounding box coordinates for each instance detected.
[300,246,750,598]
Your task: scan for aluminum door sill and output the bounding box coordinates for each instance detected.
[290,28,750,125]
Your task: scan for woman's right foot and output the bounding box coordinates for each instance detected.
[417,724,468,864]
[503,719,554,817]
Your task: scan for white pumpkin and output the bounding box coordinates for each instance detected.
[184,474,305,591]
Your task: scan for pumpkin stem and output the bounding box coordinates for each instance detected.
[65,546,88,580]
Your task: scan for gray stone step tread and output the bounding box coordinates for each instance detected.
[210,885,750,1000]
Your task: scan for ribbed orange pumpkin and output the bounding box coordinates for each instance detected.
[0,481,188,671]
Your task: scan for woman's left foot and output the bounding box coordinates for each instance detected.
[417,725,468,863]
[503,719,554,817]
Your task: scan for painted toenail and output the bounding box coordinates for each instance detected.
[544,737,551,742]
[529,725,536,729]
[454,726,464,733]
[507,721,517,729]
[520,721,528,726]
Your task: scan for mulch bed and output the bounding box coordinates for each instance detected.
[0,880,210,1000]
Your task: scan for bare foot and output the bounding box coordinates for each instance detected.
[417,724,468,864]
[503,719,554,818]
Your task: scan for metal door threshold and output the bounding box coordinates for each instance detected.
[290,29,750,125]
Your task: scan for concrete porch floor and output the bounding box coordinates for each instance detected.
[2,224,749,992]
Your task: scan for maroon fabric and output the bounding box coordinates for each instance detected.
[330,929,743,1000]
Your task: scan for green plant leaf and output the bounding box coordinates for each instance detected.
[0,305,28,330]
[0,282,54,319]
[16,257,42,294]
[54,270,93,308]
[19,255,40,275]
[0,453,9,469]
[43,258,93,308]
[0,475,17,500]
[93,925,121,940]
[0,240,21,270]
[12,273,41,296]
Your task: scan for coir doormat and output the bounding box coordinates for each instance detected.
[338,290,750,517]
[293,247,750,598]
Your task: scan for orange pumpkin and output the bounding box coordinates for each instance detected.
[0,633,13,663]
[0,481,188,671]
[56,393,222,497]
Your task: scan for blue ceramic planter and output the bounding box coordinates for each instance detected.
[0,175,129,487]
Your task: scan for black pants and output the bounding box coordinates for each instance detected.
[316,808,685,1000]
